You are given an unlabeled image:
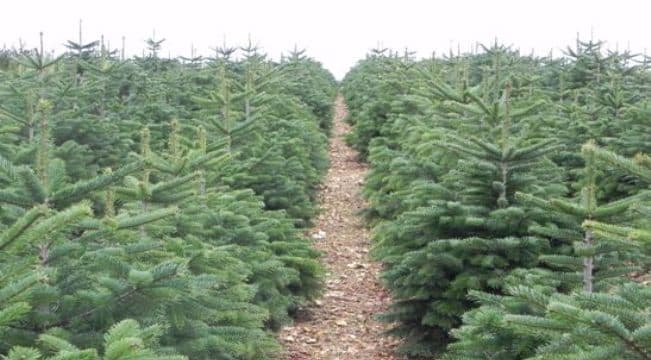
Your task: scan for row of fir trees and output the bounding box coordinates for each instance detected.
[342,41,651,358]
[0,35,336,359]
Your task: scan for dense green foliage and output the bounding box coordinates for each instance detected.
[342,41,651,358]
[6,319,188,360]
[0,35,335,359]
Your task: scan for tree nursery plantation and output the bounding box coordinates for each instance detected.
[2,31,651,360]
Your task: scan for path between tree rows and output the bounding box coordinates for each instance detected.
[279,96,403,359]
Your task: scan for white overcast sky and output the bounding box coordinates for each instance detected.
[1,0,649,79]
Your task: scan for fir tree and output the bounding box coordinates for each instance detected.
[343,39,651,360]
[444,143,651,359]
[494,145,651,360]
[0,34,334,359]
[7,319,187,360]
[372,80,564,356]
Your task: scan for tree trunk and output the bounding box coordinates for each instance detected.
[583,230,594,293]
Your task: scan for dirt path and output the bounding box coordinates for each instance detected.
[279,96,402,360]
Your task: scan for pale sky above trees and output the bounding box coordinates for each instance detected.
[1,0,649,79]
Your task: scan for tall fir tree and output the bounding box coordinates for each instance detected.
[371,79,565,356]
[444,142,651,359]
